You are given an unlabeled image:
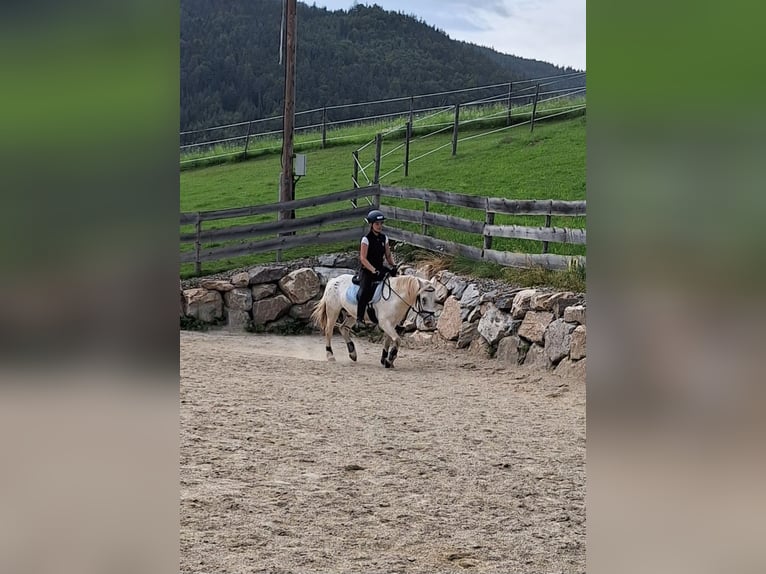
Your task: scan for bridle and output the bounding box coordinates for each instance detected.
[380,274,436,322]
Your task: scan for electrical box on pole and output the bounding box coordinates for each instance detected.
[294,154,306,177]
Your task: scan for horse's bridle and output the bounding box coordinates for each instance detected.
[381,275,436,322]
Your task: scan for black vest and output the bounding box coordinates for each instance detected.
[364,230,387,269]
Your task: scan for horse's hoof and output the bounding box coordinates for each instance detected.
[350,353,357,362]
[384,360,393,369]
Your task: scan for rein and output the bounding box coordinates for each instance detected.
[380,275,435,320]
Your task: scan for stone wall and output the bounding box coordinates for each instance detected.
[181,255,586,378]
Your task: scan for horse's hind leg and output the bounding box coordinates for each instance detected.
[324,307,343,362]
[339,315,358,362]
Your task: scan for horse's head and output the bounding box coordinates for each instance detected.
[415,278,438,330]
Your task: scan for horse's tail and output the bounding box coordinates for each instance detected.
[310,295,328,332]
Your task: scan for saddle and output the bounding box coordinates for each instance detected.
[345,280,386,306]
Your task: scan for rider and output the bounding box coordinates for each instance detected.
[354,209,396,330]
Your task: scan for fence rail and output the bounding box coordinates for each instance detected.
[181,73,585,166]
[180,185,585,274]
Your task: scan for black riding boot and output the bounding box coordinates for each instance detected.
[355,271,374,329]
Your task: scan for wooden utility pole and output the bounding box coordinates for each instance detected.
[279,0,297,223]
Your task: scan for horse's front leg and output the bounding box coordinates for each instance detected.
[339,314,358,362]
[380,335,392,366]
[378,321,400,368]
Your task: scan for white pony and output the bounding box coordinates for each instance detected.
[311,274,438,367]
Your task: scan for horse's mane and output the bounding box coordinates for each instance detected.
[391,275,421,305]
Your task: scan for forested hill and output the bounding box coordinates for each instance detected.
[180,0,583,131]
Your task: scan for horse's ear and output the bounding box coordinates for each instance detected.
[417,277,435,291]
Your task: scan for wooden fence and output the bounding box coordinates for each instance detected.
[180,184,585,274]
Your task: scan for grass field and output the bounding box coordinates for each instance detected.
[180,113,586,287]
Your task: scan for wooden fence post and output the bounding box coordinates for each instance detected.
[373,133,382,184]
[530,83,540,132]
[321,106,327,149]
[542,212,552,253]
[506,82,513,126]
[409,96,414,129]
[243,120,253,158]
[422,200,430,236]
[483,211,495,251]
[352,150,359,201]
[404,121,411,177]
[452,103,460,156]
[194,213,202,275]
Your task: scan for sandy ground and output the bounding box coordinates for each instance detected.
[180,330,585,573]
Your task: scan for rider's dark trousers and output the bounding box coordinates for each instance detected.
[356,269,375,321]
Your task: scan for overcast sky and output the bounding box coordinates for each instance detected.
[307,0,585,70]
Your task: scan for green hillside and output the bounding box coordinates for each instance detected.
[181,114,586,280]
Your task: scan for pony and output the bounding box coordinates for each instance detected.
[310,273,438,368]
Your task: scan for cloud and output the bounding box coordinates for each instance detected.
[309,0,585,69]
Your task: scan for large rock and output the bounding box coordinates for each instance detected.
[456,320,478,349]
[224,288,253,311]
[230,272,250,288]
[433,279,450,304]
[531,291,581,317]
[445,275,467,299]
[553,295,582,318]
[518,311,554,344]
[225,309,251,330]
[544,319,577,365]
[459,284,481,308]
[523,343,550,369]
[436,296,461,341]
[317,254,339,266]
[200,279,235,292]
[477,304,517,345]
[496,335,523,365]
[183,288,223,323]
[570,325,587,360]
[251,283,277,301]
[278,268,321,304]
[289,299,319,320]
[469,335,492,359]
[511,289,538,319]
[248,265,289,285]
[333,254,359,269]
[252,294,292,325]
[564,305,586,325]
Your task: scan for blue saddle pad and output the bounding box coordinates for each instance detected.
[345,281,384,306]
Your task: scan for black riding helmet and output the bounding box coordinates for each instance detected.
[365,209,385,224]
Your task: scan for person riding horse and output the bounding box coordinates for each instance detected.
[354,209,397,330]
